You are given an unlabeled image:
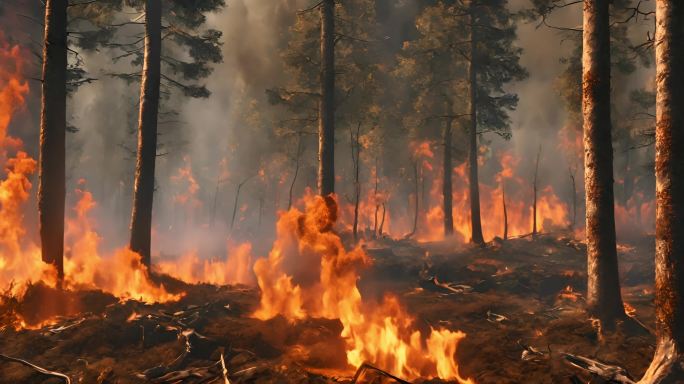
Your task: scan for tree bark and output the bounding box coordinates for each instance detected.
[318,0,335,197]
[129,0,162,268]
[639,2,684,382]
[582,0,625,326]
[288,134,303,210]
[39,0,68,281]
[569,167,577,230]
[351,123,361,241]
[502,181,508,241]
[443,118,454,236]
[533,145,542,236]
[469,9,485,245]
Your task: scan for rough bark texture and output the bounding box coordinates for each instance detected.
[443,119,454,236]
[318,0,335,197]
[582,0,625,325]
[469,9,484,245]
[502,181,508,241]
[533,145,542,236]
[38,0,68,280]
[639,2,684,382]
[129,0,162,267]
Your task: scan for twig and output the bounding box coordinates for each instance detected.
[0,354,71,384]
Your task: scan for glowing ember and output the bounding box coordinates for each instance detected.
[253,194,473,382]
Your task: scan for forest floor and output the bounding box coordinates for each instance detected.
[0,232,657,384]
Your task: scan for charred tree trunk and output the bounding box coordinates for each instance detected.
[443,118,454,236]
[129,0,162,268]
[582,0,625,326]
[379,203,386,237]
[639,2,684,382]
[39,0,68,281]
[533,145,542,236]
[231,176,254,230]
[373,156,379,238]
[469,9,485,245]
[502,181,508,241]
[569,166,577,230]
[351,123,361,241]
[407,161,419,238]
[288,134,303,210]
[318,0,335,197]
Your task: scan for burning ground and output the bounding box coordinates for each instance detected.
[0,214,657,383]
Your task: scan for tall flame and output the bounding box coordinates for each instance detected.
[253,193,473,382]
[0,33,57,297]
[64,187,181,303]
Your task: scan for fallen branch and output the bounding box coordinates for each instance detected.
[351,363,411,384]
[562,353,635,384]
[0,354,71,384]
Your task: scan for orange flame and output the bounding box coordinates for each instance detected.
[156,242,255,286]
[253,194,472,382]
[0,33,57,297]
[64,188,181,303]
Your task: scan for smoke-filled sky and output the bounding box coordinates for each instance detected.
[2,0,657,258]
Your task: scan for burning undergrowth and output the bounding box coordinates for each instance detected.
[0,34,180,327]
[253,193,473,382]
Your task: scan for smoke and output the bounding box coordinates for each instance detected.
[0,0,658,271]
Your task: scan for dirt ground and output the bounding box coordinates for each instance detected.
[0,232,657,383]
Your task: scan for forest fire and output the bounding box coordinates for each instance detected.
[253,193,472,382]
[0,33,57,298]
[2,0,682,382]
[407,141,570,243]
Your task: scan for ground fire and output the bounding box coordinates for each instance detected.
[0,1,682,384]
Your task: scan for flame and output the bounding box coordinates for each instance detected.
[156,241,255,286]
[408,145,570,243]
[64,188,181,303]
[253,194,473,382]
[0,33,57,297]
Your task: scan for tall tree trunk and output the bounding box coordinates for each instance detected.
[288,134,302,210]
[129,0,162,268]
[569,167,577,230]
[373,156,379,238]
[39,0,67,281]
[318,0,335,197]
[443,118,454,236]
[582,0,625,326]
[639,2,684,382]
[502,181,508,241]
[533,145,542,236]
[408,161,419,238]
[351,123,361,241]
[469,9,485,245]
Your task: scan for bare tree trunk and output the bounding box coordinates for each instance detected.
[443,118,454,236]
[373,156,379,238]
[569,166,577,230]
[351,123,361,241]
[288,134,303,210]
[379,203,386,237]
[39,0,67,281]
[639,2,684,382]
[502,181,508,241]
[231,175,254,230]
[469,9,484,245]
[533,145,542,236]
[318,0,335,197]
[583,0,625,327]
[407,161,419,238]
[129,0,162,268]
